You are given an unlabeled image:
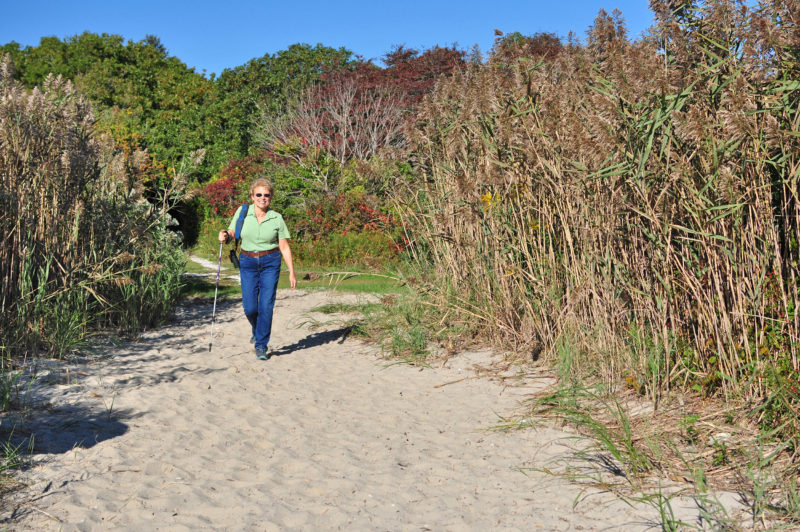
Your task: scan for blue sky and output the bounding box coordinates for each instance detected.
[2,0,656,77]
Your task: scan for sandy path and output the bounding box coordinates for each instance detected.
[3,289,738,531]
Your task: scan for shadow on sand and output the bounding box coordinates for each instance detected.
[0,404,137,459]
[270,326,355,358]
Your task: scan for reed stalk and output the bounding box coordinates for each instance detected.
[400,0,800,453]
[0,55,189,364]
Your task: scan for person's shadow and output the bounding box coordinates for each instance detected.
[270,326,355,357]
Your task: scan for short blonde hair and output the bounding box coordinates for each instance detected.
[249,178,274,196]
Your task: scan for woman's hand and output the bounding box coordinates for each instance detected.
[289,271,297,290]
[218,230,230,244]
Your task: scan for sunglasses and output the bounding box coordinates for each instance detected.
[254,193,271,198]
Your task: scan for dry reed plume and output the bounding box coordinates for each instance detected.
[401,0,800,463]
[0,55,188,360]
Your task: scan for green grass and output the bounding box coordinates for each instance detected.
[181,263,408,300]
[184,250,409,296]
[287,270,407,294]
[305,288,476,367]
[0,436,27,474]
[0,370,24,412]
[312,302,381,315]
[180,277,241,300]
[184,256,230,275]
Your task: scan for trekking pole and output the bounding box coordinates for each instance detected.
[208,241,224,352]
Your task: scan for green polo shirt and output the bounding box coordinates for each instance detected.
[228,205,291,252]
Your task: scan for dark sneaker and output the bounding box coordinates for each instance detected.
[255,347,269,360]
[250,334,256,344]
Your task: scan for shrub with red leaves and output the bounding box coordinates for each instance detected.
[202,152,275,216]
[319,45,467,109]
[293,190,401,242]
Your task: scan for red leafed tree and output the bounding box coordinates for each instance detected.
[489,32,563,64]
[202,153,275,215]
[379,45,467,107]
[261,45,466,168]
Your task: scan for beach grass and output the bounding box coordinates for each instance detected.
[392,2,800,524]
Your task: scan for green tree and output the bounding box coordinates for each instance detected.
[0,42,24,72]
[3,32,217,180]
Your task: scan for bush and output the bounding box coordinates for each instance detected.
[294,231,401,268]
[201,151,321,219]
[293,187,401,240]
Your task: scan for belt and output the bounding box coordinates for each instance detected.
[240,249,279,257]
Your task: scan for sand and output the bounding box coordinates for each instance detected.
[2,287,744,531]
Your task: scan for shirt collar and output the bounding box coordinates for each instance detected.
[246,207,276,219]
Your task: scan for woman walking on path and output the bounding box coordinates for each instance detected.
[218,178,296,360]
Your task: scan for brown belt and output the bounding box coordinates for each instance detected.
[240,249,279,257]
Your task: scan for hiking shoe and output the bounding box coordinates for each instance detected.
[255,347,269,360]
[250,334,256,344]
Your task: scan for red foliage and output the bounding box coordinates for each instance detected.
[202,152,274,216]
[319,45,466,109]
[380,45,467,107]
[490,32,563,63]
[203,178,241,217]
[294,192,402,242]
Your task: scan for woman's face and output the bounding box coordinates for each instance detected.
[251,185,272,209]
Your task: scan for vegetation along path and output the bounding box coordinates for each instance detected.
[5,287,743,530]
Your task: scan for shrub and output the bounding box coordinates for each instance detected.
[201,151,323,220]
[202,154,269,216]
[293,187,401,241]
[294,231,401,268]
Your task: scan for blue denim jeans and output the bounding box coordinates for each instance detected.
[239,251,281,351]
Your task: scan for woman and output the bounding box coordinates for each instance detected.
[219,178,296,360]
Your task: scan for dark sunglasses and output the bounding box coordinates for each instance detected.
[254,193,271,198]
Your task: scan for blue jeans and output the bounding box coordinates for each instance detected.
[239,252,281,351]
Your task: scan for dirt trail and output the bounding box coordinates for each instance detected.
[3,288,741,531]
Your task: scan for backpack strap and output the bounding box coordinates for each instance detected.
[234,204,248,244]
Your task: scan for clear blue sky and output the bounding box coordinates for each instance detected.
[1,0,656,77]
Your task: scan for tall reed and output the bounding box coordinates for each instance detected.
[0,56,188,362]
[401,0,800,443]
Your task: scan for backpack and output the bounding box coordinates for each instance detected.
[229,203,248,269]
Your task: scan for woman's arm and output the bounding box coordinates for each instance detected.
[278,238,297,290]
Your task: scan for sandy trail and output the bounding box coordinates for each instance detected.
[3,289,739,531]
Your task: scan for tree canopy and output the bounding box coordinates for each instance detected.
[2,35,356,182]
